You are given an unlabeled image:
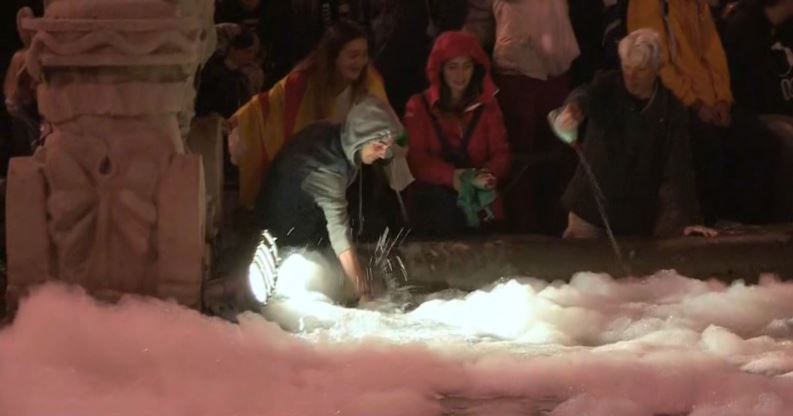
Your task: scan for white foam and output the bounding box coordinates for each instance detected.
[2,269,793,415]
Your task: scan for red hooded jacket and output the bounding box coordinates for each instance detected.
[404,31,511,191]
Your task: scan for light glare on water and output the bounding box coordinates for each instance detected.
[264,256,793,360]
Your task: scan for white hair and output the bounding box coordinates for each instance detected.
[618,28,663,70]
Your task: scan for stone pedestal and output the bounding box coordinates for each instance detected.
[186,114,224,240]
[6,0,215,308]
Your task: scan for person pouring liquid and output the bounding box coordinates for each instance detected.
[549,29,718,239]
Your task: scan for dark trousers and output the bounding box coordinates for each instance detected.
[495,73,576,234]
[688,115,727,225]
[409,182,469,239]
[689,109,778,225]
[725,111,779,223]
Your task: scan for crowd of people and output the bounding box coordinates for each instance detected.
[2,0,793,298]
[195,0,793,298]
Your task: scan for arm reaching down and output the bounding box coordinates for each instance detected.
[302,168,369,298]
[339,248,371,299]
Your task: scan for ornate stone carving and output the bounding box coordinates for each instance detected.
[6,0,215,308]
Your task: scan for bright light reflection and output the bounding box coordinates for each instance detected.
[262,271,793,360]
[247,232,279,304]
[248,262,271,304]
[274,253,326,299]
[263,251,354,332]
[409,280,539,339]
[267,272,561,344]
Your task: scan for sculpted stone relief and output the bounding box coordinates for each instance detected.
[6,0,215,308]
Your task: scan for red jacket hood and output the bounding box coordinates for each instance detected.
[426,31,498,107]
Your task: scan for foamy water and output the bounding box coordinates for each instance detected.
[2,268,793,415]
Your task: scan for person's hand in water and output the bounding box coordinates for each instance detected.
[683,225,719,238]
[339,249,372,302]
[354,275,372,300]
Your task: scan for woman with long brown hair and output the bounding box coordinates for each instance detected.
[229,19,389,209]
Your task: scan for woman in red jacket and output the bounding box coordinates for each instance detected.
[404,31,511,237]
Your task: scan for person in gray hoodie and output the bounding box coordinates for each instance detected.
[254,94,402,299]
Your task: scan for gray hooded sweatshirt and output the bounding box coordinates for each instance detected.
[255,94,403,255]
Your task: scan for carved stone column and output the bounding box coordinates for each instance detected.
[6,0,216,308]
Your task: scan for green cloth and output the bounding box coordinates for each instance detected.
[457,169,496,227]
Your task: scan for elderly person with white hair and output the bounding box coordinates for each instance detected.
[553,29,717,239]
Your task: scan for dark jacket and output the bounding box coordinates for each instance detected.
[562,71,699,236]
[255,95,403,255]
[372,0,432,115]
[195,52,252,118]
[213,0,296,86]
[721,1,793,115]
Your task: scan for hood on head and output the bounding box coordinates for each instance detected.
[426,31,498,106]
[341,94,404,165]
